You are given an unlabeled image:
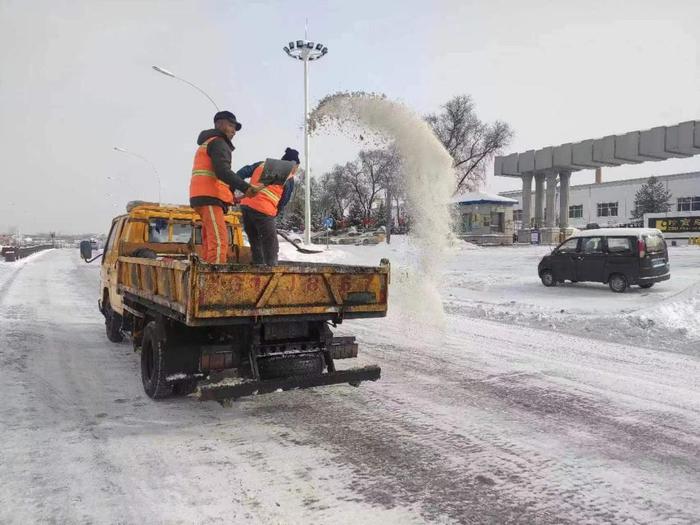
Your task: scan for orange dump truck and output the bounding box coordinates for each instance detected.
[91,202,389,402]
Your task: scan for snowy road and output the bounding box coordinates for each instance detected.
[1,249,699,524]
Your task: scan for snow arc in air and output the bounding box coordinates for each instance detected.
[309,92,455,322]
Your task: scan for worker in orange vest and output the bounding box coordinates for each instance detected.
[190,111,261,264]
[237,148,299,265]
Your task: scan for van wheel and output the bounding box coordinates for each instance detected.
[104,299,123,343]
[639,283,654,289]
[540,270,556,287]
[141,321,173,399]
[609,274,628,293]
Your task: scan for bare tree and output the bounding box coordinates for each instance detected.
[425,95,513,193]
[347,149,399,220]
[318,165,353,219]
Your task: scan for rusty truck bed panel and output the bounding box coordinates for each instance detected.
[118,256,389,325]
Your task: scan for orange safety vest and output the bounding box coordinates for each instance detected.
[189,137,234,204]
[239,162,295,217]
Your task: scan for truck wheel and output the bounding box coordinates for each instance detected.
[639,283,654,289]
[258,353,324,380]
[104,299,123,343]
[540,270,556,287]
[141,321,173,399]
[609,274,628,293]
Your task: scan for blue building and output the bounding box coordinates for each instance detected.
[452,191,518,245]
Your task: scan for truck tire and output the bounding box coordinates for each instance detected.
[141,321,173,399]
[258,353,324,380]
[104,299,123,343]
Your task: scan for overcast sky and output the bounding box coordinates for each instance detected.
[1,0,699,234]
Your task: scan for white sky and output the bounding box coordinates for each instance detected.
[1,0,699,234]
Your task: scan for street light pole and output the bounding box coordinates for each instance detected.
[113,147,162,204]
[152,65,220,111]
[283,38,328,245]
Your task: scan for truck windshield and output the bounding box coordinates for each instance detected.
[644,234,665,254]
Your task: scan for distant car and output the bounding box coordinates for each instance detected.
[354,232,385,246]
[537,228,670,293]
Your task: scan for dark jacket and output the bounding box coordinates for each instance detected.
[189,129,251,209]
[236,161,295,213]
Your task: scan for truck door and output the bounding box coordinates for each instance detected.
[550,237,579,281]
[576,236,606,283]
[100,217,126,313]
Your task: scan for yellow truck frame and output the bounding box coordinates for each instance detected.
[96,202,389,401]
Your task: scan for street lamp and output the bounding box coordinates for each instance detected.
[283,37,328,245]
[113,147,162,204]
[152,65,220,111]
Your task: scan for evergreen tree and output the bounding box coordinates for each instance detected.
[372,201,387,226]
[347,201,364,227]
[632,176,671,219]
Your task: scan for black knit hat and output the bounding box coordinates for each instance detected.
[281,147,300,164]
[213,111,242,131]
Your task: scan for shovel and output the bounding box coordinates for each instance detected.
[277,230,323,254]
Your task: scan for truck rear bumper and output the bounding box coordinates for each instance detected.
[196,365,381,402]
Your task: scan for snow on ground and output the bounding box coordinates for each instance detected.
[0,248,54,290]
[281,237,700,353]
[1,244,699,524]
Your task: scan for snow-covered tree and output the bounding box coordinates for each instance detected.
[632,176,671,219]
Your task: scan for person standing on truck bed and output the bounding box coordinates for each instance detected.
[189,111,262,264]
[237,148,300,265]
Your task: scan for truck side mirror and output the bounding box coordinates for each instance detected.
[80,240,93,261]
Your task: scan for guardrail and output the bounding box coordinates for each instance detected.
[1,244,54,262]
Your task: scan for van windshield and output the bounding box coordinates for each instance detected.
[644,234,665,254]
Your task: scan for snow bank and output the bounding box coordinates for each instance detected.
[630,282,700,340]
[309,93,455,326]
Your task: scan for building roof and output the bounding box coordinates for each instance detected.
[452,191,518,205]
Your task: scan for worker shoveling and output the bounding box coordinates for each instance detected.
[310,92,455,324]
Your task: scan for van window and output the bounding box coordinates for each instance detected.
[581,237,603,254]
[644,234,665,254]
[606,237,633,254]
[557,238,579,253]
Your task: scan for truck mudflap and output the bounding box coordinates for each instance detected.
[196,365,381,402]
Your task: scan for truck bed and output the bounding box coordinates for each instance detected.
[118,256,390,326]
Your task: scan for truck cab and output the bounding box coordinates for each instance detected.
[99,201,249,321]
